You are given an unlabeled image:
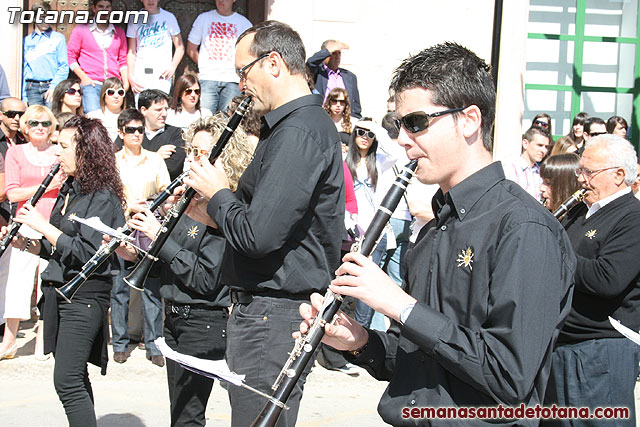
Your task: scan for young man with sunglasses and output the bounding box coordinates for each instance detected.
[0,98,27,223]
[111,108,170,367]
[298,42,576,426]
[185,21,344,427]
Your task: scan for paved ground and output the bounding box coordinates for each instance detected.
[0,320,388,427]
[2,320,639,426]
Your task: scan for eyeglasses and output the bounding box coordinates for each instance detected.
[574,166,620,179]
[355,128,375,139]
[27,120,52,128]
[185,147,209,158]
[236,53,270,80]
[533,120,550,128]
[106,88,125,97]
[66,87,82,96]
[123,126,144,134]
[1,110,24,119]
[394,107,466,134]
[330,99,346,106]
[184,88,201,96]
[588,131,607,137]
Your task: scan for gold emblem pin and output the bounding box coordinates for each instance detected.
[585,229,597,240]
[457,247,474,271]
[187,225,199,239]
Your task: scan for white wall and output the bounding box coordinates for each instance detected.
[0,0,24,98]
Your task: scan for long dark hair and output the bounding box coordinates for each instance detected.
[568,112,589,143]
[52,78,84,116]
[346,123,379,190]
[323,88,352,133]
[171,73,201,113]
[62,116,124,203]
[540,153,580,212]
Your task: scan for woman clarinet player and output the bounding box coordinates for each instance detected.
[116,114,254,426]
[0,116,125,427]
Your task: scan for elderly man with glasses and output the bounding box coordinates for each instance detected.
[544,134,640,426]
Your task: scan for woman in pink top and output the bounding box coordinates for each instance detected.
[0,105,65,361]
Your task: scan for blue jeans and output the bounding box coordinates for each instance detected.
[25,80,52,108]
[81,82,102,114]
[353,235,387,328]
[200,80,240,113]
[110,259,163,356]
[369,218,412,331]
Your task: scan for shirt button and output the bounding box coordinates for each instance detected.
[460,208,466,214]
[410,399,416,405]
[263,316,268,321]
[440,225,446,231]
[368,359,374,363]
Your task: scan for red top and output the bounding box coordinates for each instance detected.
[343,161,358,214]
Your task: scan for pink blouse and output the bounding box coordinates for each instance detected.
[5,145,59,219]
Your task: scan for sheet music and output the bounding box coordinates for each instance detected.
[68,214,134,242]
[609,317,640,346]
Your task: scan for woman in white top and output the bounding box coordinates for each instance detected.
[166,74,212,132]
[87,77,125,142]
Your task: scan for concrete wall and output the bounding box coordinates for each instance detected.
[1,0,25,99]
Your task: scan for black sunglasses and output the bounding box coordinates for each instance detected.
[184,88,201,95]
[2,110,24,119]
[66,87,83,96]
[236,53,270,80]
[123,126,144,134]
[394,107,466,134]
[106,88,125,97]
[533,119,550,128]
[355,128,375,139]
[27,120,52,128]
[588,131,607,137]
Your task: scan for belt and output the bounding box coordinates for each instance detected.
[25,79,51,83]
[164,301,225,320]
[230,290,312,305]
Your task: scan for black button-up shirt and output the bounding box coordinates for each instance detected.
[207,94,344,295]
[156,213,229,307]
[350,162,576,426]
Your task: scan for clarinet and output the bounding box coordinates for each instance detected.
[55,174,188,303]
[251,159,418,427]
[0,162,60,259]
[553,189,586,220]
[123,96,252,291]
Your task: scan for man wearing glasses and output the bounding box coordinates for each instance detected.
[577,116,606,155]
[544,134,640,426]
[298,42,576,426]
[185,21,344,426]
[0,98,27,223]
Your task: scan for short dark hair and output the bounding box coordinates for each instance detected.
[237,20,306,76]
[390,42,496,152]
[138,89,170,111]
[117,109,144,129]
[523,126,551,143]
[381,112,399,140]
[583,117,605,135]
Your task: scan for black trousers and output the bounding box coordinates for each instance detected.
[53,298,104,427]
[164,305,228,427]
[226,295,315,427]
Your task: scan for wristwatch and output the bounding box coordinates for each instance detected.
[399,303,415,326]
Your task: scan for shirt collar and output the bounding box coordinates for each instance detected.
[262,94,323,131]
[432,162,505,222]
[90,22,115,34]
[586,186,631,219]
[322,64,341,76]
[32,27,52,38]
[517,156,539,172]
[145,127,165,140]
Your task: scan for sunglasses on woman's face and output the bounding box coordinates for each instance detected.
[66,87,82,96]
[330,99,346,106]
[185,147,209,158]
[106,88,125,97]
[184,88,201,96]
[123,126,144,134]
[355,128,375,139]
[533,119,550,128]
[27,120,52,128]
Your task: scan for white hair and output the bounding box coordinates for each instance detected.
[585,134,638,186]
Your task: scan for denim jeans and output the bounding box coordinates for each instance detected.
[53,298,104,427]
[110,259,163,356]
[353,235,387,328]
[200,80,240,113]
[25,80,52,108]
[81,82,102,114]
